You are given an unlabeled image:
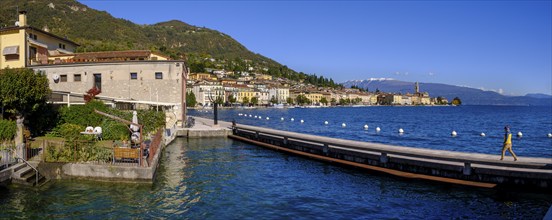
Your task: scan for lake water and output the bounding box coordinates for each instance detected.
[190,106,552,158]
[1,138,550,219]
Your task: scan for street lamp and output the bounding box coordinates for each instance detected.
[206,88,220,125]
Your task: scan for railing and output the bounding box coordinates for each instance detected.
[147,128,164,166]
[25,141,42,160]
[0,148,16,170]
[15,153,39,186]
[232,124,552,171]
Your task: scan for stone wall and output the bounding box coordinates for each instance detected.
[32,61,185,104]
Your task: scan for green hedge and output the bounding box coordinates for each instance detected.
[49,100,165,141]
[45,141,112,163]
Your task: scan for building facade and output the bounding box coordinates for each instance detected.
[33,61,185,105]
[1,11,79,69]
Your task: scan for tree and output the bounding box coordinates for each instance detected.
[186,91,197,107]
[295,95,310,106]
[0,68,50,122]
[320,97,328,106]
[215,96,224,105]
[228,94,237,104]
[452,97,462,105]
[242,96,250,105]
[251,97,259,106]
[330,98,337,106]
[270,95,278,104]
[286,97,294,105]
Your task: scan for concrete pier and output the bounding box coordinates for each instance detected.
[176,117,232,138]
[225,121,552,190]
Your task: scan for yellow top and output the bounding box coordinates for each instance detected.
[504,133,512,144]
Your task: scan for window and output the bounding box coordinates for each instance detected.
[60,75,67,82]
[28,33,37,40]
[94,74,102,91]
[155,72,163,79]
[130,72,137,80]
[74,74,81,82]
[58,43,66,49]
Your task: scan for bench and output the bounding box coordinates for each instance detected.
[113,147,140,163]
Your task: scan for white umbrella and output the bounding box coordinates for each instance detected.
[130,111,139,132]
[130,111,140,143]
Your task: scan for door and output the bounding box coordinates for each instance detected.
[94,73,102,91]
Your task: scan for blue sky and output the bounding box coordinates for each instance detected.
[79,0,551,96]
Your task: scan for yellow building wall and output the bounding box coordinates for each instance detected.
[0,29,26,69]
[305,93,322,103]
[237,91,255,103]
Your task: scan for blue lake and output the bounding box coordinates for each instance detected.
[1,138,550,219]
[190,106,552,158]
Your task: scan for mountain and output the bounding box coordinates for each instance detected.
[0,0,339,87]
[525,93,552,99]
[342,78,552,106]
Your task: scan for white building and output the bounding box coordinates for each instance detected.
[191,81,224,107]
[268,87,290,104]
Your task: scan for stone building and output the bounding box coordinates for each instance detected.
[33,60,186,107]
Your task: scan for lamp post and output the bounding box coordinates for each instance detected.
[206,88,219,126]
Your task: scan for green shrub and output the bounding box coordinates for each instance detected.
[58,100,109,127]
[0,120,16,141]
[50,100,165,141]
[50,123,93,141]
[100,120,130,141]
[137,110,165,135]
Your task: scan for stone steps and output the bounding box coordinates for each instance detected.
[11,162,47,187]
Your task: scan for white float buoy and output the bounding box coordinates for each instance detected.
[517,131,523,138]
[342,123,346,128]
[238,113,242,116]
[324,121,329,125]
[376,127,381,132]
[266,117,270,120]
[548,133,552,138]
[451,130,457,137]
[480,132,486,137]
[291,118,295,122]
[254,115,258,118]
[300,119,304,123]
[364,124,369,130]
[281,117,284,121]
[398,128,404,134]
[249,114,252,117]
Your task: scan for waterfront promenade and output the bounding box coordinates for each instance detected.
[191,116,552,190]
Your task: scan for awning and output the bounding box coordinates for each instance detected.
[29,38,48,48]
[2,46,19,55]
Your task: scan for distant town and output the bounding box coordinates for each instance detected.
[187,69,452,108]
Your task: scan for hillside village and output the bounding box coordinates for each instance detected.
[187,68,448,107]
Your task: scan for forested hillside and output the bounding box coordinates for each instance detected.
[0,0,340,88]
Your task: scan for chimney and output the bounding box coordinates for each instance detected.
[18,10,27,27]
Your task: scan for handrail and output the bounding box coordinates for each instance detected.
[10,148,39,186]
[233,124,552,170]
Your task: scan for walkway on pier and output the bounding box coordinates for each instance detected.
[191,117,552,189]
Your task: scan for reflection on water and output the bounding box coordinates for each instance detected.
[0,137,550,219]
